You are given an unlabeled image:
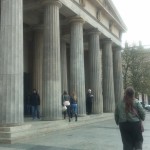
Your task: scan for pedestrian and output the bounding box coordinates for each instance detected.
[36,90,40,119]
[62,91,71,122]
[115,87,145,150]
[86,89,94,115]
[70,92,78,121]
[30,89,40,120]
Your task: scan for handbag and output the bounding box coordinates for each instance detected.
[132,108,144,132]
[62,106,67,112]
[63,101,70,106]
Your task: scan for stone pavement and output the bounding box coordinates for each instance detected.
[0,113,113,144]
[0,112,150,150]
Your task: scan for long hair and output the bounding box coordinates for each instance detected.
[124,87,135,112]
[72,92,77,101]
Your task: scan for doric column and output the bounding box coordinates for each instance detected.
[69,16,86,116]
[113,46,123,105]
[33,25,44,115]
[60,39,68,93]
[0,0,24,125]
[88,29,103,114]
[102,38,115,112]
[84,50,89,92]
[41,0,62,120]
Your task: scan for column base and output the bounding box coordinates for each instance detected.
[77,114,87,117]
[0,124,31,144]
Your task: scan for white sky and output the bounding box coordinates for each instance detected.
[112,0,150,47]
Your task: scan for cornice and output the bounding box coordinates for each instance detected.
[92,0,127,32]
[107,0,127,31]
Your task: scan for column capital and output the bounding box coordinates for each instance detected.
[87,28,101,35]
[40,0,62,8]
[113,46,122,51]
[101,38,112,44]
[69,16,85,24]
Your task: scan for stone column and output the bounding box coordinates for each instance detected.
[102,38,115,112]
[88,29,103,114]
[113,46,123,105]
[33,26,44,116]
[60,39,68,93]
[84,50,89,92]
[69,16,86,116]
[0,0,24,125]
[41,0,62,120]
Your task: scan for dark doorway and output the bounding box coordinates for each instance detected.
[24,72,32,116]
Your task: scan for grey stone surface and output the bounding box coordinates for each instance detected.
[59,0,122,46]
[33,26,44,115]
[69,16,86,116]
[60,39,68,92]
[102,39,115,112]
[84,51,90,92]
[113,47,123,105]
[0,113,113,144]
[42,0,62,120]
[0,113,149,150]
[0,0,24,125]
[88,30,103,114]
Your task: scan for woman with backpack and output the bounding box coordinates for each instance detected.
[115,87,145,150]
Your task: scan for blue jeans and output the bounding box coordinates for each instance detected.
[32,106,38,119]
[71,104,78,115]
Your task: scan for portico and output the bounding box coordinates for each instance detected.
[0,0,126,127]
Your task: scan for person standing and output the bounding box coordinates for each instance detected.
[86,89,94,115]
[70,92,78,121]
[115,87,145,150]
[62,91,71,122]
[36,90,40,119]
[30,89,40,120]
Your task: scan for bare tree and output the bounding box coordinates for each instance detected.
[122,45,150,99]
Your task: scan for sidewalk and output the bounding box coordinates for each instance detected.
[0,113,114,144]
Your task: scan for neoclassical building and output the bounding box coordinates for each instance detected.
[0,0,126,126]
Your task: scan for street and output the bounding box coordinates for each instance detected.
[0,113,150,150]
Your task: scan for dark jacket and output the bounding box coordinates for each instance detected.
[62,94,70,105]
[86,93,94,103]
[30,93,40,106]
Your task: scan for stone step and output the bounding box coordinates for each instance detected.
[0,113,113,144]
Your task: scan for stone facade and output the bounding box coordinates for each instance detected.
[0,0,126,125]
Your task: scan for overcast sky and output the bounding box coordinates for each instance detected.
[112,0,150,47]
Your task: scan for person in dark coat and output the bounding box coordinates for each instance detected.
[86,89,94,115]
[115,87,145,150]
[30,89,40,120]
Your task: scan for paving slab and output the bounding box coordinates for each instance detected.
[0,112,149,150]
